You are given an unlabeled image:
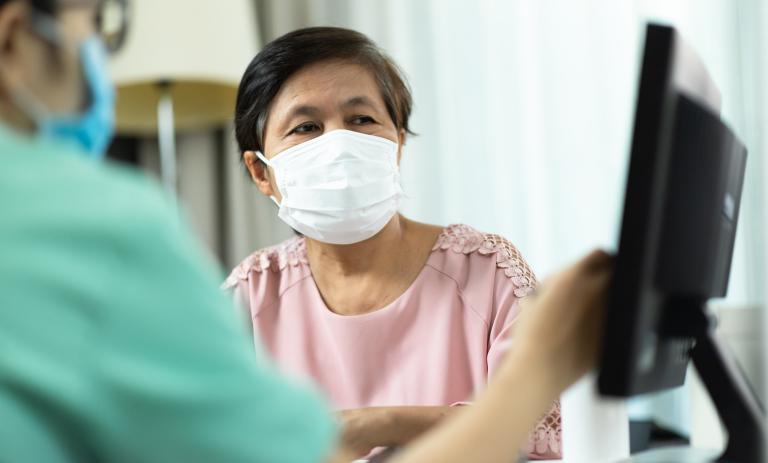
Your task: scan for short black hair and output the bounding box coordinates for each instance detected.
[31,0,55,14]
[234,26,414,158]
[0,0,56,14]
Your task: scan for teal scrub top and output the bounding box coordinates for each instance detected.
[0,127,336,463]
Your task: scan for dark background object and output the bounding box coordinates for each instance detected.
[597,23,763,462]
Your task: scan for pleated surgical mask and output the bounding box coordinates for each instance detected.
[256,129,403,245]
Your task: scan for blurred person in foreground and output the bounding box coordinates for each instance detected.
[0,1,611,462]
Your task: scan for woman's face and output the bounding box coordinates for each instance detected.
[243,60,404,201]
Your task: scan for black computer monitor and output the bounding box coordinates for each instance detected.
[597,23,763,462]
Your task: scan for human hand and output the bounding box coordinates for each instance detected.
[505,250,613,394]
[337,406,454,458]
[338,407,393,458]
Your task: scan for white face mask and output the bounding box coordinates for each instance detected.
[256,129,403,245]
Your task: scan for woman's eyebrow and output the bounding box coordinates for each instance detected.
[275,104,320,133]
[277,97,377,131]
[284,104,320,120]
[341,96,378,110]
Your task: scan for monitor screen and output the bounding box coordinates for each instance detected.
[597,23,747,397]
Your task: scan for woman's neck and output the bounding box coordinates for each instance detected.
[304,214,408,278]
[304,215,444,315]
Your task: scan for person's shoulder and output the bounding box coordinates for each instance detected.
[1,145,183,251]
[73,161,189,250]
[86,160,173,218]
[221,235,309,291]
[430,224,537,298]
[0,150,226,327]
[60,160,217,278]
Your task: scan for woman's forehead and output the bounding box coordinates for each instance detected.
[270,61,386,115]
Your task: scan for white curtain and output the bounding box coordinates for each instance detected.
[255,0,766,307]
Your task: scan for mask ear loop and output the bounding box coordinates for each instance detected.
[255,151,281,207]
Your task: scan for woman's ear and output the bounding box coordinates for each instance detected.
[397,129,407,165]
[243,151,276,197]
[0,2,27,88]
[0,2,36,131]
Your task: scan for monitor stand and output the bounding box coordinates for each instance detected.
[622,302,765,463]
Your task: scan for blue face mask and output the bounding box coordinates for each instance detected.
[13,37,116,160]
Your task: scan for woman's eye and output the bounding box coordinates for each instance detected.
[351,116,375,125]
[291,122,320,134]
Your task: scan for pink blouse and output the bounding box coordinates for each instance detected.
[223,224,561,459]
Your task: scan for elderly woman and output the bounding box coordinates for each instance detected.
[223,27,560,459]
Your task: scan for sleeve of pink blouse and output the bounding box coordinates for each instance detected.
[486,285,522,377]
[486,240,562,461]
[230,281,254,343]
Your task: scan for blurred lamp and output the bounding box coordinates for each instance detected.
[109,0,258,194]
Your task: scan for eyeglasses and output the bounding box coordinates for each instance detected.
[31,0,130,54]
[95,0,129,53]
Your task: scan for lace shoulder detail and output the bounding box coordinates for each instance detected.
[528,400,562,459]
[221,236,308,290]
[433,224,537,298]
